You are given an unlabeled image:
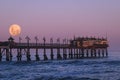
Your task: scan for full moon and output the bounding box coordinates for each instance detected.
[9,24,21,36]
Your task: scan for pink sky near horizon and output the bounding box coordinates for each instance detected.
[0,0,120,51]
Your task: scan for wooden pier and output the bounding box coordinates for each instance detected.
[0,36,109,61]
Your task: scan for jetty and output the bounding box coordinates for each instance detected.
[0,36,109,61]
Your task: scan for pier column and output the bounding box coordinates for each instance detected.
[63,39,67,59]
[57,38,62,60]
[50,38,54,60]
[98,49,101,57]
[43,48,48,60]
[8,37,14,61]
[17,49,22,61]
[43,37,48,60]
[105,48,108,57]
[65,48,67,59]
[78,49,81,58]
[6,48,9,61]
[50,48,54,60]
[76,48,79,59]
[71,48,73,59]
[73,48,76,58]
[94,49,97,57]
[86,49,89,58]
[26,49,31,61]
[63,48,67,60]
[90,49,93,58]
[35,36,40,61]
[19,49,22,61]
[17,37,22,61]
[81,48,84,58]
[35,48,40,61]
[68,48,71,59]
[0,48,2,61]
[17,49,19,61]
[25,36,31,61]
[9,48,12,61]
[57,48,62,60]
[43,47,48,61]
[102,48,105,57]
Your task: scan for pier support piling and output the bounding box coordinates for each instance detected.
[105,48,108,57]
[0,48,2,61]
[9,48,12,61]
[94,49,97,58]
[6,48,9,61]
[81,48,84,58]
[50,48,54,60]
[102,49,105,57]
[68,48,71,59]
[86,49,89,58]
[73,48,76,58]
[17,49,22,61]
[35,48,40,61]
[78,49,81,58]
[91,49,93,58]
[26,49,31,61]
[57,48,62,60]
[70,48,73,59]
[98,49,101,57]
[63,48,67,59]
[43,48,48,60]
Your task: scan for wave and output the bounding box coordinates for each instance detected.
[1,59,120,66]
[33,76,100,80]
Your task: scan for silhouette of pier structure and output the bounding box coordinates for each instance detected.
[0,36,109,61]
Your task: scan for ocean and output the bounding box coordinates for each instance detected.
[0,51,120,80]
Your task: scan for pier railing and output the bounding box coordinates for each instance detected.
[14,43,69,48]
[12,43,108,49]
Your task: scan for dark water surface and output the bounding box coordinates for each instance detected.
[0,51,120,80]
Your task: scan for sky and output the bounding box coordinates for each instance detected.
[0,0,120,51]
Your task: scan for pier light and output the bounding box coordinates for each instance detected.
[65,38,67,44]
[19,37,22,43]
[25,36,31,46]
[63,39,65,44]
[73,35,76,40]
[35,36,39,43]
[25,36,31,41]
[8,36,14,42]
[57,38,60,44]
[43,37,46,46]
[8,36,14,47]
[67,39,69,44]
[35,36,39,46]
[35,36,39,41]
[43,37,46,42]
[50,38,53,44]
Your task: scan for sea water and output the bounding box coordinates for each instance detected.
[0,51,120,80]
